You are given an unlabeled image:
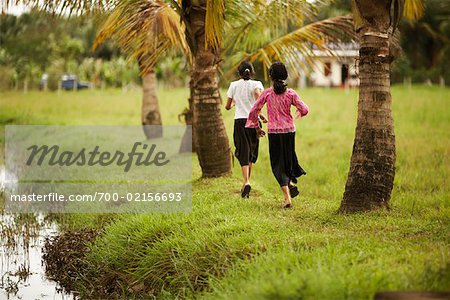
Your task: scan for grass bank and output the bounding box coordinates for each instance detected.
[1,85,449,298]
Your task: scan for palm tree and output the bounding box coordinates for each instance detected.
[339,0,423,212]
[141,68,163,139]
[94,1,191,139]
[10,0,356,177]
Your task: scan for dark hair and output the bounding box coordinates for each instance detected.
[238,61,255,80]
[269,62,288,94]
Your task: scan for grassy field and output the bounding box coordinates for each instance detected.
[0,86,449,299]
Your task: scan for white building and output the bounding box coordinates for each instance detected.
[307,43,359,88]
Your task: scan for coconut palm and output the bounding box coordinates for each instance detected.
[141,68,163,138]
[339,0,424,212]
[94,1,191,139]
[9,0,356,177]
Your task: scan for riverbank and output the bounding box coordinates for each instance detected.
[0,211,75,299]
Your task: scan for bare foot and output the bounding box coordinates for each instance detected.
[283,202,292,209]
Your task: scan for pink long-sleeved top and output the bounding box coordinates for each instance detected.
[245,87,309,133]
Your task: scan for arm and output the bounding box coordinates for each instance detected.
[258,114,268,123]
[254,84,267,123]
[245,92,266,128]
[291,90,309,118]
[225,83,234,110]
[253,88,261,101]
[225,97,233,110]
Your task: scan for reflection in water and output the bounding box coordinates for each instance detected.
[1,167,75,299]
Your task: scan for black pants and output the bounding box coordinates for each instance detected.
[233,118,259,166]
[268,132,306,187]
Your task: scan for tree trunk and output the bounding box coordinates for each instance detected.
[23,77,29,94]
[188,4,231,177]
[141,70,163,139]
[340,29,396,212]
[178,81,196,153]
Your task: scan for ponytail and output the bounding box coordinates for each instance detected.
[273,79,287,94]
[242,68,251,80]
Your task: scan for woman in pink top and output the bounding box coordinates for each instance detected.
[246,62,309,208]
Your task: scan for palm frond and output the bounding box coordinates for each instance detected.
[225,0,321,53]
[350,0,369,32]
[392,0,404,32]
[403,0,424,21]
[94,0,190,75]
[392,0,423,32]
[205,0,225,50]
[5,0,117,15]
[229,15,357,79]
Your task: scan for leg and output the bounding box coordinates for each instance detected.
[241,165,251,198]
[248,163,252,180]
[268,134,292,206]
[234,119,250,186]
[281,185,292,207]
[241,165,250,186]
[288,181,300,198]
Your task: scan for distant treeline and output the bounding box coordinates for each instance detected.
[1,0,449,91]
[0,10,189,91]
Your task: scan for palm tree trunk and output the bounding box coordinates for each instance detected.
[188,4,231,177]
[178,81,196,153]
[141,70,163,139]
[340,29,396,212]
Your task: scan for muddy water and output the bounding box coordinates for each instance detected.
[1,167,75,299]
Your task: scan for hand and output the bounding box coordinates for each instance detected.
[256,127,266,138]
[259,114,268,123]
[225,99,234,110]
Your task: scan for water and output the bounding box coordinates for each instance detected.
[1,167,75,300]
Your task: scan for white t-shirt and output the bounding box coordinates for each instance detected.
[226,79,264,119]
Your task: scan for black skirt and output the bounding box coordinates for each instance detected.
[268,132,306,187]
[233,118,259,166]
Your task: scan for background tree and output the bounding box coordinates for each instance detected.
[401,0,449,69]
[140,64,163,139]
[0,10,135,91]
[395,0,450,84]
[94,1,191,139]
[0,11,55,91]
[340,0,424,212]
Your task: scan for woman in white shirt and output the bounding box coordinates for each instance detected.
[225,61,266,198]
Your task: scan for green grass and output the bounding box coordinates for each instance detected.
[0,85,449,299]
